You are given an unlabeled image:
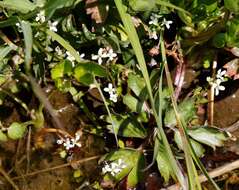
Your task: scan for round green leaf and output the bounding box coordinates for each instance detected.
[7,122,27,140]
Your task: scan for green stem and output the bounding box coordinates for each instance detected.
[94,78,118,147]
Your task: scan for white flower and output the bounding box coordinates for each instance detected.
[206,76,214,85]
[149,30,158,40]
[109,93,118,103]
[117,159,127,169]
[149,13,162,26]
[63,138,74,150]
[104,83,116,94]
[91,48,107,65]
[15,23,22,32]
[57,133,82,151]
[161,18,173,29]
[66,51,76,62]
[80,53,85,59]
[12,55,23,65]
[55,46,64,56]
[48,21,58,32]
[216,69,227,81]
[57,139,64,144]
[104,83,118,102]
[102,159,127,176]
[35,11,45,23]
[212,79,225,96]
[106,48,117,61]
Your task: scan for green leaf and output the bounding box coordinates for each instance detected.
[212,33,226,48]
[188,126,231,150]
[164,98,196,127]
[224,0,239,13]
[226,17,239,47]
[129,0,156,12]
[44,0,75,18]
[106,114,147,138]
[0,131,8,141]
[51,61,73,80]
[7,122,27,140]
[128,73,146,97]
[154,87,170,114]
[123,94,148,113]
[100,149,144,187]
[21,20,32,73]
[127,153,145,188]
[174,129,205,158]
[0,46,12,60]
[74,62,106,85]
[0,0,36,13]
[156,140,175,183]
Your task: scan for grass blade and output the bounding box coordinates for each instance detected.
[160,33,220,190]
[114,0,187,188]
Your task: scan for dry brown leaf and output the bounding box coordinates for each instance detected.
[85,0,108,24]
[223,58,239,79]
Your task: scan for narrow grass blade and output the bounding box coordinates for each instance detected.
[21,20,32,73]
[155,0,191,15]
[114,0,187,188]
[160,32,220,190]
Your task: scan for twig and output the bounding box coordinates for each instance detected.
[208,60,217,126]
[26,126,32,174]
[21,74,64,129]
[0,167,19,190]
[12,155,101,180]
[164,159,239,190]
[0,30,18,50]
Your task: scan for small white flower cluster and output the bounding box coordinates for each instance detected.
[54,46,85,65]
[15,23,22,32]
[48,20,58,32]
[102,159,127,176]
[57,133,81,150]
[35,11,46,23]
[207,69,227,96]
[104,83,118,103]
[148,13,173,40]
[91,47,117,65]
[149,13,162,26]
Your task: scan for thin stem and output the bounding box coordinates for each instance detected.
[0,167,19,190]
[0,88,29,113]
[94,78,119,147]
[12,155,101,180]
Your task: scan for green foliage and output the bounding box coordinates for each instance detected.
[174,129,205,158]
[0,0,36,13]
[0,0,236,188]
[106,114,147,138]
[188,126,231,150]
[7,122,27,140]
[156,139,175,183]
[164,98,196,127]
[224,0,239,13]
[74,62,107,85]
[129,0,157,12]
[100,149,145,188]
[51,61,73,80]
